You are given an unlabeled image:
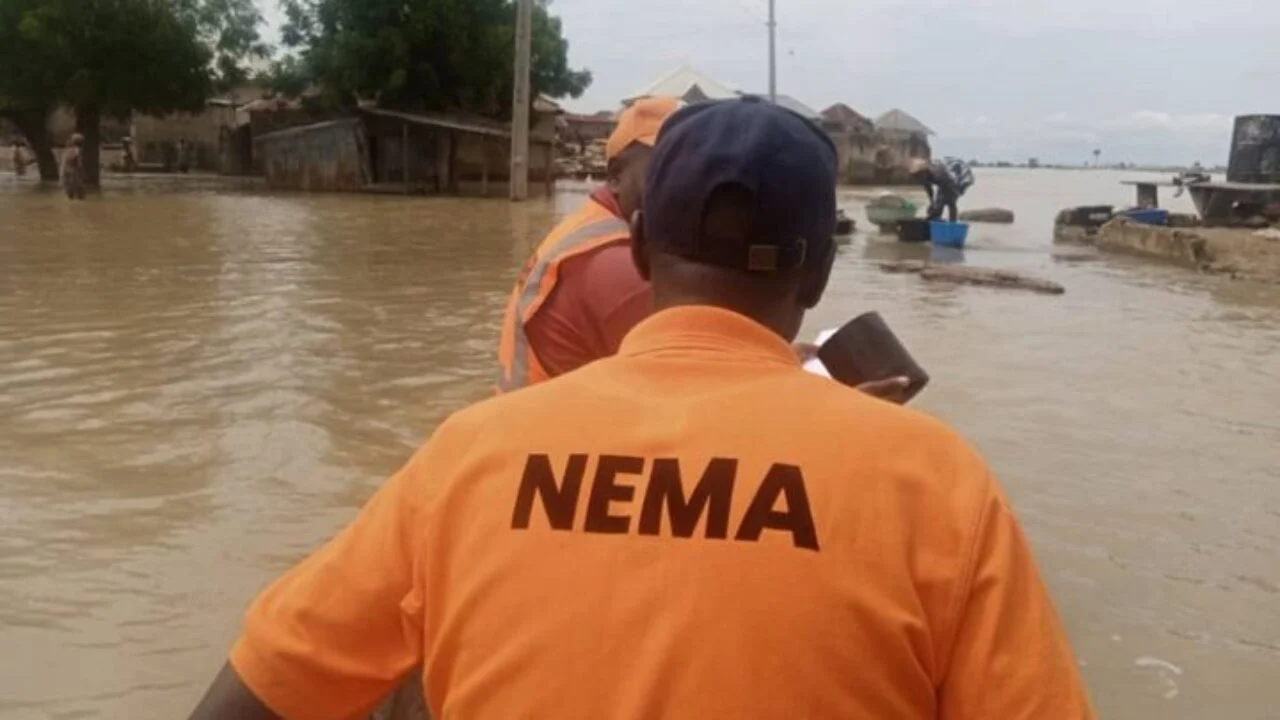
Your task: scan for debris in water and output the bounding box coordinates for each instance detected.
[1135,656,1183,675]
[878,260,1066,295]
[1135,656,1184,700]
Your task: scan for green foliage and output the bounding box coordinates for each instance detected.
[259,54,313,100]
[0,0,267,118]
[277,0,591,117]
[172,0,271,92]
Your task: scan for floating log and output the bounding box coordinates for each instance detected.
[878,261,1065,295]
[958,207,1015,224]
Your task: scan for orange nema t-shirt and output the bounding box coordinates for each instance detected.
[230,306,1094,720]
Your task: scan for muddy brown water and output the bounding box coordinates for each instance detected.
[1,169,1278,719]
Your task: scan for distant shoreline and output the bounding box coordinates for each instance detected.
[966,163,1223,174]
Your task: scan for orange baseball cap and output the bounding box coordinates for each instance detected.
[605,96,682,161]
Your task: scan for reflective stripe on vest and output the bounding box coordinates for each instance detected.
[499,216,631,391]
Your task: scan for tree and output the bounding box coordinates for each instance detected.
[0,0,67,179]
[275,0,591,117]
[172,0,272,94]
[0,0,267,184]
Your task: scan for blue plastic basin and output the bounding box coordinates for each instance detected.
[929,221,969,248]
[1122,208,1169,226]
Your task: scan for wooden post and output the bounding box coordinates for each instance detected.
[402,121,410,194]
[509,0,533,200]
[481,137,490,197]
[544,142,554,196]
[1135,182,1158,208]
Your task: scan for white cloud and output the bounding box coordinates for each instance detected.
[259,0,1278,163]
[1106,111,1234,132]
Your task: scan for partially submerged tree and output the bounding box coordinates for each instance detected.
[0,0,267,185]
[274,0,591,116]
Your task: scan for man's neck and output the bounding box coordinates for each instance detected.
[589,186,624,219]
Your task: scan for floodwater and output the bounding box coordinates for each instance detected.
[1,169,1278,719]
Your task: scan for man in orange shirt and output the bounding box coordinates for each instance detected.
[192,98,1094,720]
[498,96,910,401]
[497,96,679,390]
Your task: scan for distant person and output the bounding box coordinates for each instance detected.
[908,156,974,222]
[121,136,137,173]
[11,141,27,177]
[189,98,1095,720]
[61,134,86,200]
[177,139,191,173]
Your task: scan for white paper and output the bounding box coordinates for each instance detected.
[802,327,839,378]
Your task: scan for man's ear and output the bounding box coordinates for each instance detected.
[798,240,836,309]
[629,210,651,281]
[605,158,623,193]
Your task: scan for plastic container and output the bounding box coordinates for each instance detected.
[1121,208,1169,225]
[929,221,969,248]
[817,312,929,402]
[896,219,931,243]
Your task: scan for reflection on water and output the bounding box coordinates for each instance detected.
[1,170,1278,719]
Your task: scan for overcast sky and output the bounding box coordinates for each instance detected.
[260,0,1280,165]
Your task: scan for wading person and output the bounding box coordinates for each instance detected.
[190,98,1094,720]
[909,156,974,222]
[61,134,86,200]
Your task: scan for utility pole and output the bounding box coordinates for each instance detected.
[767,0,777,102]
[509,0,534,200]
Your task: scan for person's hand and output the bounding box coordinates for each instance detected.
[856,376,912,405]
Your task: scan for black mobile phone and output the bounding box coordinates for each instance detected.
[816,312,929,402]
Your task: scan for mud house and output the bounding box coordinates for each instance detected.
[622,65,933,185]
[821,103,879,184]
[873,108,934,183]
[560,111,616,146]
[254,107,556,196]
[131,86,266,173]
[131,100,234,170]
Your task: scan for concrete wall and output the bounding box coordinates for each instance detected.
[1096,218,1280,281]
[1097,218,1211,265]
[257,118,367,191]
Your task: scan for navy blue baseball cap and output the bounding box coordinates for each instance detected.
[642,96,838,272]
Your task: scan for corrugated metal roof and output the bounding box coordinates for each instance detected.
[875,109,935,135]
[359,108,511,138]
[625,65,738,104]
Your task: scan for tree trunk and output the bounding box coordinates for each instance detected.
[4,108,59,182]
[75,106,103,187]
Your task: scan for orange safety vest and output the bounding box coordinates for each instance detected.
[497,199,630,392]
